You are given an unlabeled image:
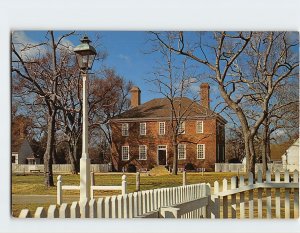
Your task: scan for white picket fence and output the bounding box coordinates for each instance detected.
[18,170,299,219]
[12,164,111,173]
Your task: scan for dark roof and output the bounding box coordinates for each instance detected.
[113,97,227,123]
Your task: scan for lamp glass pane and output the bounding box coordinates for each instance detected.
[87,54,96,69]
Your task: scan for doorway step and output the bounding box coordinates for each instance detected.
[149,165,170,176]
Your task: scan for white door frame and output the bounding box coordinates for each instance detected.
[157,145,167,166]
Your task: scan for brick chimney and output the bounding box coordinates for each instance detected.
[130,86,141,108]
[200,83,210,109]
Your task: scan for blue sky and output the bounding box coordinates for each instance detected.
[15,31,217,105]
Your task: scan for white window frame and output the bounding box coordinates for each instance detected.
[197,144,205,159]
[122,146,129,160]
[139,145,147,160]
[158,122,165,135]
[196,121,204,134]
[140,122,146,136]
[178,121,185,134]
[122,123,129,136]
[178,144,186,160]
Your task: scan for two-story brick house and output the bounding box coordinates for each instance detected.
[110,83,226,172]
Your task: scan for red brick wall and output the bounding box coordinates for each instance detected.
[111,118,225,171]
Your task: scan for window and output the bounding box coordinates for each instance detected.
[139,145,147,160]
[140,123,146,135]
[159,122,165,135]
[197,144,205,159]
[122,146,129,160]
[122,123,129,136]
[178,144,186,160]
[196,121,204,133]
[178,121,185,134]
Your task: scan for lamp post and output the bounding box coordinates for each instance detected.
[74,36,97,206]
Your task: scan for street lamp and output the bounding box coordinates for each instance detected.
[74,36,97,206]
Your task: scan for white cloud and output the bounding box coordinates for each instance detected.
[12,31,47,61]
[118,54,131,63]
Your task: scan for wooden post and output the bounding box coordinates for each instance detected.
[136,172,140,191]
[34,207,46,218]
[257,170,263,218]
[183,171,187,186]
[248,172,254,219]
[123,194,129,218]
[266,170,272,219]
[293,170,299,219]
[57,175,62,205]
[118,195,124,218]
[19,209,31,218]
[212,181,220,218]
[239,176,245,219]
[97,198,105,218]
[48,205,59,218]
[59,203,70,218]
[90,171,95,186]
[89,199,97,218]
[128,193,134,218]
[80,199,90,218]
[133,192,139,217]
[70,202,80,218]
[275,170,281,218]
[104,197,112,218]
[122,175,127,195]
[222,179,228,219]
[284,170,290,219]
[231,176,237,218]
[111,196,118,218]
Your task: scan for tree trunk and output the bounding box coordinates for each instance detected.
[68,142,78,174]
[43,109,56,187]
[261,119,268,177]
[172,136,178,175]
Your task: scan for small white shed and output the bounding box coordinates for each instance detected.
[282,138,299,171]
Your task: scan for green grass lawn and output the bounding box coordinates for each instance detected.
[12,172,240,216]
[12,172,240,195]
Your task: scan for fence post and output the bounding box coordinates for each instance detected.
[231,176,237,218]
[222,179,228,218]
[70,201,80,218]
[284,170,290,219]
[266,170,272,219]
[48,205,59,218]
[248,172,254,219]
[122,175,127,195]
[136,172,140,191]
[57,175,62,205]
[239,176,245,219]
[59,203,70,218]
[183,171,186,186]
[34,207,46,218]
[19,209,31,218]
[293,170,299,219]
[91,171,95,186]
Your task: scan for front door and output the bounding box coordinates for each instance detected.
[158,145,167,165]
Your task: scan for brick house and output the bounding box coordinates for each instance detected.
[110,83,226,172]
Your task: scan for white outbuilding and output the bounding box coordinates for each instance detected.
[282,138,299,171]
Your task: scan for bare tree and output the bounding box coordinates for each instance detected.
[150,31,299,174]
[148,33,210,175]
[12,30,76,186]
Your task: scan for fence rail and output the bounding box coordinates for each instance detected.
[12,164,111,173]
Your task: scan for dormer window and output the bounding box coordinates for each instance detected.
[122,123,129,136]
